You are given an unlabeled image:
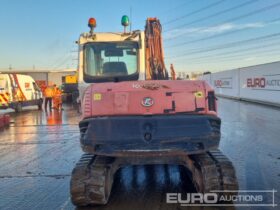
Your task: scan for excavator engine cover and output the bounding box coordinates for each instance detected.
[79,80,220,156]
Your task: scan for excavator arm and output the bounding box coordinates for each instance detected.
[145,18,169,80]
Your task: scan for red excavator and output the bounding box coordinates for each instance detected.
[70,16,238,206]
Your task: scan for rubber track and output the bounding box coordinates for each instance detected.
[70,154,116,206]
[71,150,238,206]
[191,149,238,197]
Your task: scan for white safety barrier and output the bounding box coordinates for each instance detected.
[199,61,280,107]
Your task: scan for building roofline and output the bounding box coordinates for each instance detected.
[0,69,76,74]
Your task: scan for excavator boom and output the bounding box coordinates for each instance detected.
[145,18,168,80]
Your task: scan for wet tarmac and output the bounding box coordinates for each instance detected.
[0,98,279,210]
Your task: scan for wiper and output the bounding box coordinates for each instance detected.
[124,30,141,41]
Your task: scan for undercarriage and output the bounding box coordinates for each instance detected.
[70,149,238,206]
[71,114,238,206]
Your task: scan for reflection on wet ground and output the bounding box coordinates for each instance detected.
[0,99,279,210]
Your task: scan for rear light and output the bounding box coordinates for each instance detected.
[207,91,216,112]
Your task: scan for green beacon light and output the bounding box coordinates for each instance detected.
[121,15,130,33]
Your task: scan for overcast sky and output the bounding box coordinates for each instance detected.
[0,0,279,73]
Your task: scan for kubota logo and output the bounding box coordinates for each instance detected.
[141,97,154,107]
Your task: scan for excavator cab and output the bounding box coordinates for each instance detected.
[76,17,169,103]
[76,27,146,105]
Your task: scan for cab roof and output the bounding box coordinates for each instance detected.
[78,31,143,45]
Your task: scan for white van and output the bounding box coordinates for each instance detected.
[0,74,43,112]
